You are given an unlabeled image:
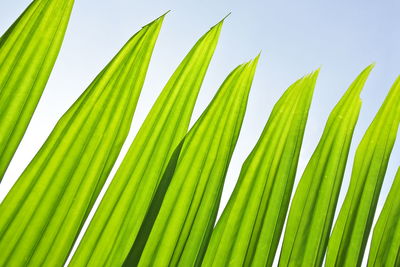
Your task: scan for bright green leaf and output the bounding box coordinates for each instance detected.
[0,0,74,180]
[326,75,400,267]
[69,19,223,267]
[136,55,259,267]
[279,65,373,267]
[0,14,164,266]
[201,69,318,267]
[368,167,400,267]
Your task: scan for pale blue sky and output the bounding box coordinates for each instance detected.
[0,0,399,265]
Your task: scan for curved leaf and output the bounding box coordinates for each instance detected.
[326,75,400,267]
[70,18,223,267]
[279,65,373,267]
[0,0,74,180]
[201,69,318,267]
[137,56,259,267]
[0,14,164,266]
[368,167,400,267]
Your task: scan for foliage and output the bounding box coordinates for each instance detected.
[326,76,400,267]
[368,167,400,267]
[70,18,223,267]
[0,0,74,180]
[0,11,164,266]
[0,1,399,267]
[279,65,372,267]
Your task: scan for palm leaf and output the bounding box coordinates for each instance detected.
[200,69,318,267]
[368,167,400,267]
[326,75,400,267]
[0,14,164,266]
[279,65,373,267]
[69,18,223,267]
[0,0,74,180]
[136,55,259,266]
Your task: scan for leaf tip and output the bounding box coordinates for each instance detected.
[156,10,171,21]
[144,10,170,28]
[212,12,231,29]
[222,12,232,21]
[313,66,321,76]
[362,63,375,76]
[369,62,376,69]
[254,51,261,62]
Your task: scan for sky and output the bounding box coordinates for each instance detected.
[0,0,399,266]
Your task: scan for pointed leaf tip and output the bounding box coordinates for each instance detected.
[359,63,374,79]
[310,68,321,79]
[361,63,375,75]
[211,13,231,29]
[242,53,261,67]
[143,11,168,28]
[301,68,319,81]
[222,12,232,21]
[369,62,376,68]
[158,10,171,19]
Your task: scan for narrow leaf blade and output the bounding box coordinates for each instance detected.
[368,167,400,267]
[0,15,164,266]
[326,75,400,267]
[0,0,74,180]
[200,69,318,267]
[137,56,259,267]
[70,19,223,267]
[279,65,373,267]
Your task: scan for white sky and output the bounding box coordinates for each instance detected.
[1,0,399,266]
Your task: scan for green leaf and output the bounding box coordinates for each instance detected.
[368,167,400,267]
[0,14,164,266]
[279,65,373,267]
[326,75,400,267]
[200,70,318,267]
[136,55,259,267]
[0,0,74,180]
[69,18,223,267]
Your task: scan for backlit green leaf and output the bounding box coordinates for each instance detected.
[279,65,373,267]
[136,55,259,267]
[0,0,74,180]
[69,19,223,267]
[201,70,318,267]
[0,14,164,266]
[368,167,400,267]
[326,76,400,267]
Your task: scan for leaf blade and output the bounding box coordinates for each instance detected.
[326,75,400,267]
[200,69,318,267]
[0,0,75,180]
[368,167,400,267]
[279,65,373,267]
[0,14,164,266]
[69,19,224,267]
[137,56,259,267]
